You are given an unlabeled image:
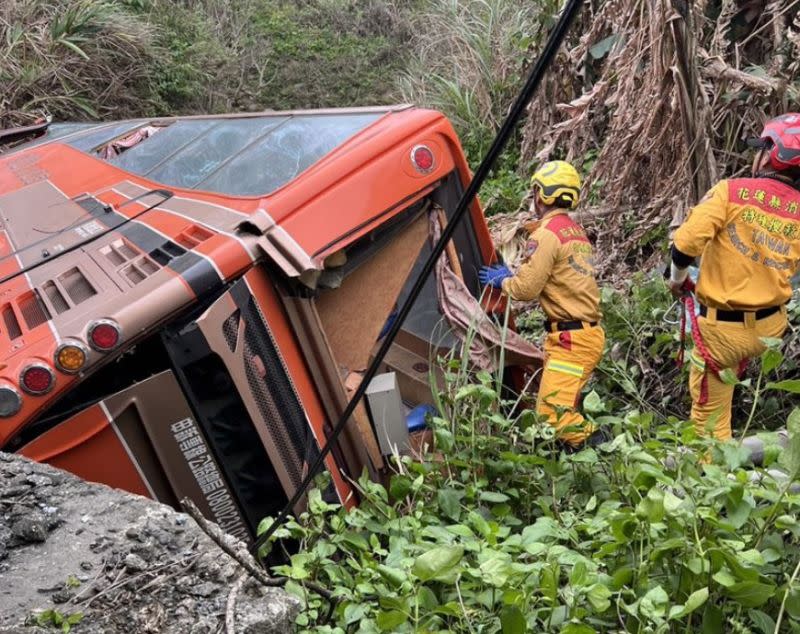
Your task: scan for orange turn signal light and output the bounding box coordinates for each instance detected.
[55,341,89,374]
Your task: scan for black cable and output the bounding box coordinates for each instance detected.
[250,0,585,557]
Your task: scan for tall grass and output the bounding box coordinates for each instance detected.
[1,0,416,125]
[399,0,555,163]
[0,0,161,123]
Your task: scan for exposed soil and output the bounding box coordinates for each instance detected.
[0,452,298,633]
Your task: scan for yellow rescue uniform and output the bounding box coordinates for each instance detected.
[674,177,800,439]
[502,211,604,446]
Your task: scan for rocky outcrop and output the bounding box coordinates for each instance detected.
[0,452,299,633]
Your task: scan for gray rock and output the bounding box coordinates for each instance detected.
[25,474,52,487]
[236,584,302,634]
[125,527,143,541]
[2,486,29,497]
[124,553,148,573]
[50,589,74,604]
[0,452,300,632]
[188,582,218,598]
[10,517,47,543]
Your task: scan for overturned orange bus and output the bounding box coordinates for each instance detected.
[0,106,540,541]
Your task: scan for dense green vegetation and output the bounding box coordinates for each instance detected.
[259,283,800,633]
[1,0,414,122]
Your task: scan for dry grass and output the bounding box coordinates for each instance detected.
[399,0,560,160]
[0,0,162,124]
[517,0,800,279]
[402,1,799,279]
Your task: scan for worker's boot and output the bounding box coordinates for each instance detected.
[559,427,612,454]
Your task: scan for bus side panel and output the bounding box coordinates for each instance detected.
[240,267,357,509]
[19,403,154,500]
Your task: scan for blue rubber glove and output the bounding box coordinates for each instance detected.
[478,264,512,288]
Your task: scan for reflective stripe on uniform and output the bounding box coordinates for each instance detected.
[690,350,706,372]
[547,359,584,378]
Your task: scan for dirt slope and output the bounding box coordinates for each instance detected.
[0,452,298,633]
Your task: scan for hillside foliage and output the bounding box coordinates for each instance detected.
[261,314,800,633]
[0,0,413,124]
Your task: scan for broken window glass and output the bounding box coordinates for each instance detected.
[198,114,380,196]
[109,120,218,174]
[66,121,146,153]
[145,118,291,190]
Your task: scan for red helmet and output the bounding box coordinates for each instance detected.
[748,113,800,171]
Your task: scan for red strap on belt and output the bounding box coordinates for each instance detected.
[677,279,748,405]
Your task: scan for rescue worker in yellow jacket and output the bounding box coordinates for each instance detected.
[669,114,800,441]
[479,161,606,450]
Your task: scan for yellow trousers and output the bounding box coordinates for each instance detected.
[689,309,786,440]
[537,325,605,446]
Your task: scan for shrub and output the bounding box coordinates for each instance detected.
[263,332,800,633]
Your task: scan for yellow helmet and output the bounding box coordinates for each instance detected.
[530,160,581,209]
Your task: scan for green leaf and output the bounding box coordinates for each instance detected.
[521,517,563,544]
[610,566,633,590]
[501,605,527,634]
[720,444,752,471]
[36,610,55,626]
[570,561,588,587]
[66,613,83,626]
[713,569,738,588]
[376,610,407,631]
[702,604,724,634]
[748,609,777,634]
[468,510,491,538]
[255,517,275,559]
[412,546,463,582]
[342,531,369,552]
[416,586,439,610]
[434,427,454,452]
[58,38,90,60]
[760,336,784,350]
[583,390,605,414]
[663,490,684,513]
[560,623,596,634]
[287,553,313,580]
[720,368,740,385]
[376,564,406,588]
[726,581,776,608]
[779,408,800,476]
[437,488,463,521]
[725,497,753,529]
[636,487,664,523]
[786,586,800,619]
[639,585,669,619]
[761,348,783,374]
[389,475,412,501]
[479,553,512,587]
[587,583,612,612]
[479,491,510,504]
[766,380,800,393]
[668,587,708,619]
[344,603,369,625]
[446,524,474,538]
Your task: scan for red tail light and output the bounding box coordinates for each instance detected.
[20,363,55,395]
[88,319,121,352]
[411,145,435,174]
